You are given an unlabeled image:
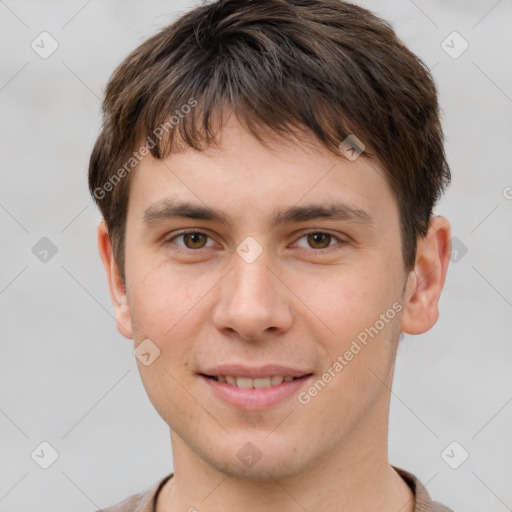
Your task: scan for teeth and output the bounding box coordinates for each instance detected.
[213,375,298,388]
[236,377,254,389]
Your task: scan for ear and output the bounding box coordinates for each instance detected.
[97,220,133,339]
[401,215,451,335]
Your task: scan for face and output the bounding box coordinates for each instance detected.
[99,114,450,480]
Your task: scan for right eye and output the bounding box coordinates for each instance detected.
[166,230,217,251]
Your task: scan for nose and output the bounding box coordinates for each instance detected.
[212,249,294,341]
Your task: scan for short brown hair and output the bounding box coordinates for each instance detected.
[89,0,451,284]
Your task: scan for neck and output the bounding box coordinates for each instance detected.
[157,413,415,512]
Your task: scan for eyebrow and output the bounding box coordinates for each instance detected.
[142,198,375,230]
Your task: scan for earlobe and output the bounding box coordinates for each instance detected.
[97,220,134,339]
[400,216,451,335]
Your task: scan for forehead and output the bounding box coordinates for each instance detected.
[127,115,397,229]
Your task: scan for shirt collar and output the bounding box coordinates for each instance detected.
[124,467,454,512]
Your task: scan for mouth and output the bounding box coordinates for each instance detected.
[200,374,308,389]
[198,366,314,410]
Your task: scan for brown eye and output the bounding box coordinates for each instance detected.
[294,231,345,252]
[166,230,215,251]
[182,232,208,249]
[306,232,332,249]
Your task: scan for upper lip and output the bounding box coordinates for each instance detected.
[200,364,313,379]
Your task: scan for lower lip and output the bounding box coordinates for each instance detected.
[200,375,313,410]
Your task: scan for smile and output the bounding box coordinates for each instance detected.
[204,375,299,388]
[199,372,314,410]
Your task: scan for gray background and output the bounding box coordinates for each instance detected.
[1,0,511,510]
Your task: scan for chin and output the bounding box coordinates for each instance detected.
[200,436,311,482]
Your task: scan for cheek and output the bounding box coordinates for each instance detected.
[126,264,217,412]
[126,262,211,423]
[296,262,401,388]
[299,260,396,336]
[297,273,401,431]
[127,257,213,339]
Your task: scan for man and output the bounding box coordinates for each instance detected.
[89,0,454,510]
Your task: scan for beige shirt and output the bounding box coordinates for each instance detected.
[96,466,454,512]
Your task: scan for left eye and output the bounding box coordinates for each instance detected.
[294,232,343,250]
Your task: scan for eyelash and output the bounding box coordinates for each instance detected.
[165,229,347,254]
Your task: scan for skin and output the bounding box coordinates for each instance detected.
[98,113,451,512]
